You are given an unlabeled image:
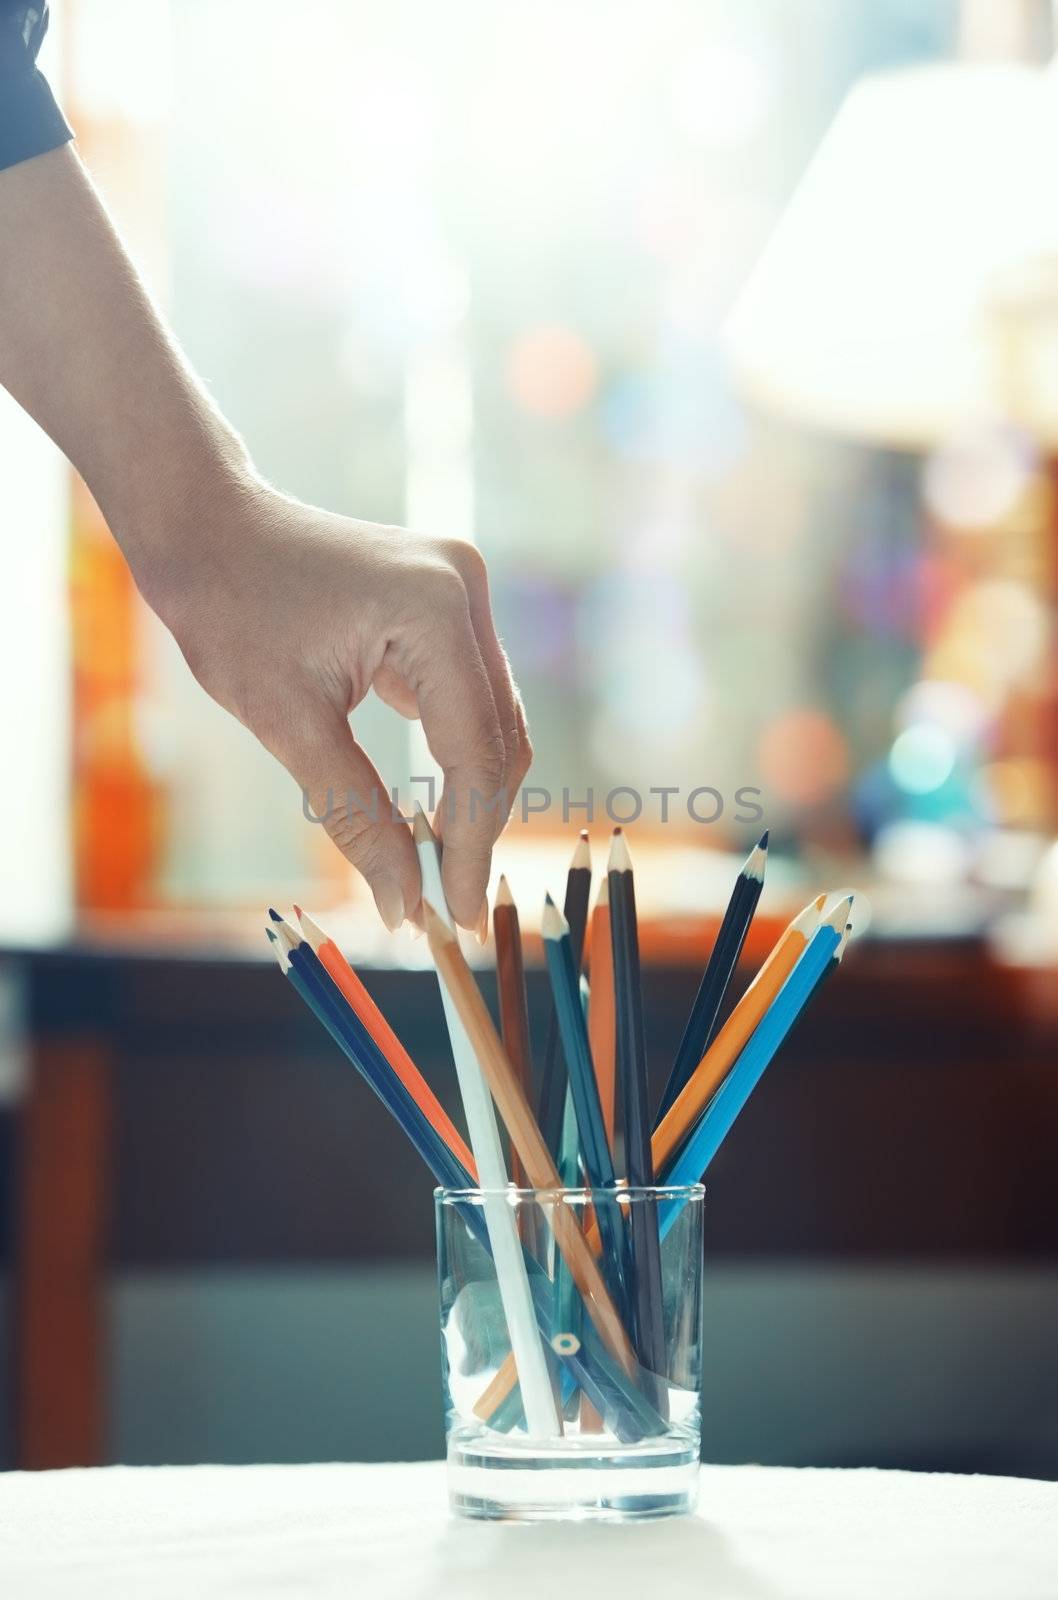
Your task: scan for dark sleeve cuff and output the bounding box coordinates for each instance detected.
[0,64,73,172]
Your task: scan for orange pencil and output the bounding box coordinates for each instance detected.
[423,903,638,1382]
[296,906,477,1180]
[652,893,826,1172]
[473,891,828,1422]
[587,876,616,1154]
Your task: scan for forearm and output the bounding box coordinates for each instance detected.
[0,143,252,601]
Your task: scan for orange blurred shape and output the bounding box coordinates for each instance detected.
[756,708,850,808]
[507,325,598,418]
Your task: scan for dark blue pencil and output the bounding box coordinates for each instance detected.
[654,833,768,1124]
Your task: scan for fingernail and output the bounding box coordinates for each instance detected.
[372,875,405,933]
[475,899,489,944]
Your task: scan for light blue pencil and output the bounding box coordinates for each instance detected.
[658,897,852,1239]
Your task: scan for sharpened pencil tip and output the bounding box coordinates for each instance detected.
[570,831,591,871]
[267,907,284,923]
[541,896,569,940]
[607,828,632,873]
[824,894,854,933]
[744,836,768,883]
[758,830,769,850]
[265,927,276,942]
[495,874,514,908]
[295,907,325,952]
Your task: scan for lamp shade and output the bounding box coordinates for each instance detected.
[724,63,1058,447]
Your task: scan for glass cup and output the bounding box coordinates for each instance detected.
[435,1184,704,1522]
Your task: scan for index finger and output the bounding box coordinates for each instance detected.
[412,610,506,933]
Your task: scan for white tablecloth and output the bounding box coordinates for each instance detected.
[2,1460,1056,1599]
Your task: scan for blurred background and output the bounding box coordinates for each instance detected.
[2,0,1058,1476]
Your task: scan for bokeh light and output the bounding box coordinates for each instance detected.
[874,821,971,887]
[756,708,850,808]
[923,425,1036,531]
[888,723,957,795]
[507,326,599,418]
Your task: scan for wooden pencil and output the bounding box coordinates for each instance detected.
[413,808,561,1439]
[652,892,825,1174]
[607,829,668,1408]
[654,832,768,1123]
[492,876,533,1190]
[423,901,639,1379]
[587,876,616,1153]
[267,923,473,1193]
[659,902,851,1208]
[471,894,841,1424]
[536,831,592,1159]
[294,906,476,1179]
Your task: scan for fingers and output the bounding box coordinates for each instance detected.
[406,590,508,932]
[275,701,421,931]
[444,541,533,807]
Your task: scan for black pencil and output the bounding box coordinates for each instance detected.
[608,828,668,1414]
[536,831,592,1158]
[654,832,768,1124]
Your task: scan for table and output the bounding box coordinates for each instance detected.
[2,1461,1056,1599]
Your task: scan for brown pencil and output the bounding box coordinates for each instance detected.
[423,901,637,1378]
[493,875,532,1189]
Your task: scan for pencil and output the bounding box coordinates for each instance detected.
[654,833,768,1122]
[294,906,476,1178]
[423,901,639,1379]
[492,876,533,1190]
[652,892,825,1173]
[471,896,841,1427]
[267,923,472,1193]
[413,808,561,1439]
[537,831,592,1159]
[587,877,616,1153]
[271,920,661,1442]
[608,829,668,1408]
[542,894,630,1306]
[658,902,852,1224]
[472,897,844,1426]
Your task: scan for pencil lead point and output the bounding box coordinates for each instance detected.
[570,831,591,871]
[267,907,284,924]
[607,828,632,872]
[292,903,303,919]
[495,874,514,908]
[758,830,769,850]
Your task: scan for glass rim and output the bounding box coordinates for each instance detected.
[434,1183,704,1202]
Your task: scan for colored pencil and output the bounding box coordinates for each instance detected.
[413,807,561,1439]
[423,901,639,1379]
[294,905,476,1178]
[473,906,849,1428]
[269,919,664,1442]
[587,876,616,1153]
[654,832,768,1123]
[658,902,852,1229]
[651,893,825,1173]
[542,894,629,1308]
[537,831,592,1159]
[267,922,472,1193]
[607,829,668,1407]
[492,876,533,1190]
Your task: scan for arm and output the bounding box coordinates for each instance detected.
[0,142,530,931]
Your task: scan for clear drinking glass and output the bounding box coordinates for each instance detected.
[435,1184,704,1521]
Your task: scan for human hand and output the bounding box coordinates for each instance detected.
[146,479,530,933]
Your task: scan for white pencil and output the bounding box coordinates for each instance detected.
[413,806,561,1439]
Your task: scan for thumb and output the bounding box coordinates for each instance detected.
[283,705,421,931]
